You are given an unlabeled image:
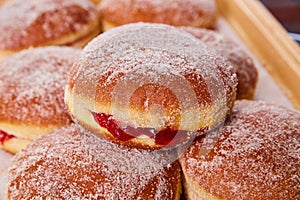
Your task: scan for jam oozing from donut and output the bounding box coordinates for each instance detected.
[154,127,184,146]
[92,112,135,141]
[0,130,15,144]
[92,112,188,145]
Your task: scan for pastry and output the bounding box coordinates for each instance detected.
[181,27,258,99]
[0,0,101,61]
[0,46,80,154]
[180,100,300,200]
[8,124,182,199]
[98,0,217,31]
[65,23,237,149]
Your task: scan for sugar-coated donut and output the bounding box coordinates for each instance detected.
[0,0,101,61]
[180,100,300,200]
[7,124,182,199]
[181,27,258,99]
[65,23,237,149]
[0,46,80,154]
[98,0,217,31]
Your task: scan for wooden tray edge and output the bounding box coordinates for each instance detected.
[215,0,300,110]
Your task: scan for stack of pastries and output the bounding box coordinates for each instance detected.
[0,0,299,199]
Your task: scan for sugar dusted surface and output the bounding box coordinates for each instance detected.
[0,0,97,50]
[181,100,300,199]
[181,27,258,99]
[0,46,80,125]
[70,23,237,130]
[81,22,225,85]
[0,149,12,200]
[99,0,216,27]
[8,124,180,199]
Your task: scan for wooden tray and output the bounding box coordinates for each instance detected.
[216,0,300,110]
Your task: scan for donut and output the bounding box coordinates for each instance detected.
[180,100,300,199]
[65,23,237,149]
[98,0,217,31]
[0,46,80,154]
[7,124,182,199]
[0,0,101,61]
[181,27,258,99]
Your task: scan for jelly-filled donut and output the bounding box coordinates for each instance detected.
[7,124,182,199]
[98,0,217,31]
[0,46,80,154]
[0,0,101,61]
[181,27,258,99]
[180,100,300,200]
[65,23,237,149]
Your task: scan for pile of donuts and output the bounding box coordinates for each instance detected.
[0,0,299,199]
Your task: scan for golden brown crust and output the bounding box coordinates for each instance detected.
[180,100,300,200]
[66,23,237,148]
[8,124,182,199]
[99,0,217,30]
[0,46,80,142]
[0,0,101,53]
[181,27,258,99]
[69,57,215,111]
[0,136,31,154]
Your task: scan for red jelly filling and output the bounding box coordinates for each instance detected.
[92,113,135,141]
[0,129,15,145]
[92,112,189,146]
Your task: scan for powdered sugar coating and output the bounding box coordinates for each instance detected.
[0,46,80,125]
[8,124,181,199]
[181,27,258,99]
[180,100,300,199]
[99,0,216,28]
[66,23,237,150]
[69,23,237,128]
[0,0,97,50]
